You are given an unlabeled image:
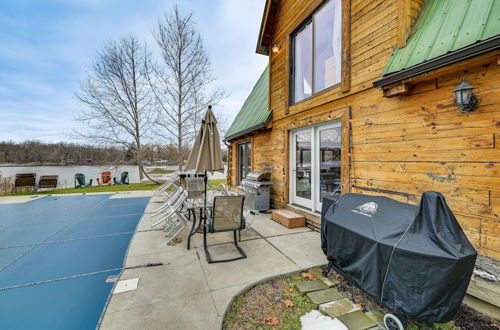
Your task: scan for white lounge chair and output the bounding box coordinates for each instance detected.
[151,189,187,228]
[152,176,177,198]
[149,184,183,218]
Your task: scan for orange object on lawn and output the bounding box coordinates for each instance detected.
[97,172,112,185]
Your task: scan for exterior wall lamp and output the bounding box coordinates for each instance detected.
[271,43,281,54]
[453,79,477,112]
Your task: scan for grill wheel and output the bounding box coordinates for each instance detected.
[384,313,405,330]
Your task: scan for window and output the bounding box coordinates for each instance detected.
[292,0,342,103]
[237,141,251,185]
[293,23,313,102]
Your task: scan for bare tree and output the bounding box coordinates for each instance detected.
[76,35,154,179]
[150,6,224,168]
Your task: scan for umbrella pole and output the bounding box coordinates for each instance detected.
[204,170,208,208]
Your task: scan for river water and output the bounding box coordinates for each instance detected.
[0,164,226,189]
[0,165,144,188]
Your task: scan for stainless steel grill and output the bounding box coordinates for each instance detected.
[241,172,272,211]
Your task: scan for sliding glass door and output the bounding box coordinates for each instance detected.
[237,141,251,185]
[315,124,342,211]
[291,129,313,208]
[290,121,341,212]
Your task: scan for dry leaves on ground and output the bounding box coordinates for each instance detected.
[300,272,317,281]
[283,299,294,308]
[332,271,349,285]
[264,317,279,326]
[355,303,366,311]
[167,237,182,246]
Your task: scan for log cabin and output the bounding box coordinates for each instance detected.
[224,0,500,314]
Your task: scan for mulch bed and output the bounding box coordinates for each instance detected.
[329,269,500,330]
[223,269,499,330]
[223,274,315,329]
[454,305,499,330]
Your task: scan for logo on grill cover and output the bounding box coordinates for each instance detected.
[352,202,378,217]
[358,202,378,214]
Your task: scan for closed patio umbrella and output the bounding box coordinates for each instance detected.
[185,106,224,206]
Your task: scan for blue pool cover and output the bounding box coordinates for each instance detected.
[0,194,150,329]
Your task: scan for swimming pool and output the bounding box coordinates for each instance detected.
[0,194,150,329]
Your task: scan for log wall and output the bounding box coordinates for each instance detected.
[228,0,500,259]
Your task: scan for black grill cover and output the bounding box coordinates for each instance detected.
[321,191,477,323]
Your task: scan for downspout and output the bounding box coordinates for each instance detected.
[224,140,231,186]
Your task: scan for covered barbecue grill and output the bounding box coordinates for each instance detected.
[321,191,477,329]
[241,172,272,211]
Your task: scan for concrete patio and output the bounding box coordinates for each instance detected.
[100,194,326,329]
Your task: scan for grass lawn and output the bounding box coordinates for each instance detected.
[0,179,227,196]
[207,179,227,190]
[147,168,176,174]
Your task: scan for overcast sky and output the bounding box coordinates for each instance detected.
[0,0,268,143]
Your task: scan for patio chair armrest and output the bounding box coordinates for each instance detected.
[186,205,213,218]
[186,205,212,210]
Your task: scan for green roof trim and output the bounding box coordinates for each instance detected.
[224,66,271,141]
[383,0,500,76]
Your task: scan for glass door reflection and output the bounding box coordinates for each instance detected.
[318,126,341,210]
[295,131,312,201]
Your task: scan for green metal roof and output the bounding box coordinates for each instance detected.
[383,0,500,75]
[224,66,271,141]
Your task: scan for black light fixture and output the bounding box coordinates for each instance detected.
[452,79,477,112]
[271,43,281,54]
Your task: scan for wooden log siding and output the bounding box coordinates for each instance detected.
[228,0,500,259]
[228,132,273,189]
[397,0,425,48]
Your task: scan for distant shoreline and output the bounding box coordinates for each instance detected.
[0,163,178,167]
[0,163,135,167]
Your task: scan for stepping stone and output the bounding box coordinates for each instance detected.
[295,280,328,294]
[365,311,385,328]
[309,267,339,287]
[300,310,348,330]
[307,288,343,306]
[320,298,359,318]
[338,311,377,330]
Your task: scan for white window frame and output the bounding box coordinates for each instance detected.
[291,0,342,104]
[289,121,341,212]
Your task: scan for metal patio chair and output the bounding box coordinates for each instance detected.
[149,183,183,216]
[151,188,187,228]
[163,210,189,245]
[203,195,247,263]
[161,190,189,244]
[204,182,226,205]
[219,184,230,196]
[150,185,182,222]
[217,184,257,226]
[152,176,177,198]
[184,175,205,207]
